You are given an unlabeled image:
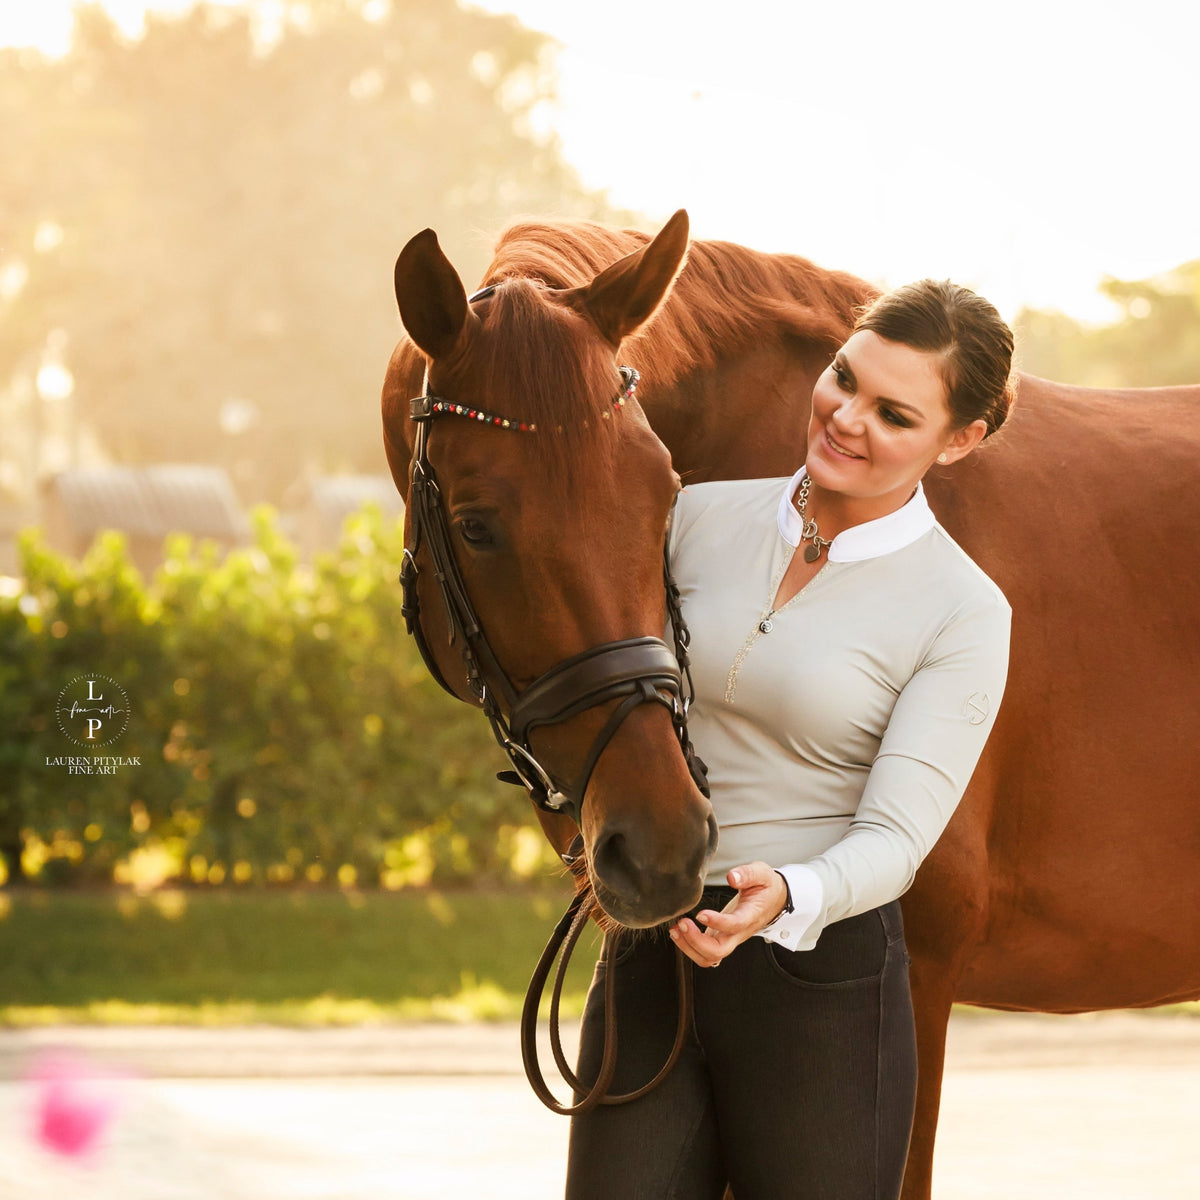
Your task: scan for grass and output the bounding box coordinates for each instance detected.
[0,888,1195,1026]
[0,886,603,1024]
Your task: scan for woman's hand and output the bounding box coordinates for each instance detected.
[669,861,788,968]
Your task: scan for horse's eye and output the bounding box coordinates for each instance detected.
[455,517,494,547]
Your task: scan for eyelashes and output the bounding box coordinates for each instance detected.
[830,362,912,428]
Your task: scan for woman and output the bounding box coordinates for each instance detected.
[567,280,1015,1199]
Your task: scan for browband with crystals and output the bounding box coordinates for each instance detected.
[409,365,639,431]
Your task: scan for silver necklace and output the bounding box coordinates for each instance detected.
[757,476,832,635]
[795,475,833,564]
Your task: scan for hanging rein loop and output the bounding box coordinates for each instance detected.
[520,891,694,1116]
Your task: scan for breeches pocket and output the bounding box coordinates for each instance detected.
[762,901,903,988]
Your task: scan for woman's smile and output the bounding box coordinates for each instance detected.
[821,429,864,460]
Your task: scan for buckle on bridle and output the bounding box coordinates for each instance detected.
[409,394,435,420]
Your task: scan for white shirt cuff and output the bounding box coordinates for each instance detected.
[757,863,824,949]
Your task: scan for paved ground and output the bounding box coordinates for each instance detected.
[0,1012,1197,1198]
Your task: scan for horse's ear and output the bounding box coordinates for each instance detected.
[568,209,690,346]
[393,228,475,361]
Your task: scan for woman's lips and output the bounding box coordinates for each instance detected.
[822,429,864,460]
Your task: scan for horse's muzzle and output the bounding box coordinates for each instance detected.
[589,804,719,929]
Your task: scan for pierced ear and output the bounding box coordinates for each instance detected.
[940,418,988,464]
[393,228,475,361]
[565,209,690,346]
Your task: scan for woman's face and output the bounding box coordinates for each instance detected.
[805,329,985,507]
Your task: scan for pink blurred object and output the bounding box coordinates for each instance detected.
[26,1052,127,1160]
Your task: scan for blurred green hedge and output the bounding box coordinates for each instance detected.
[0,507,558,889]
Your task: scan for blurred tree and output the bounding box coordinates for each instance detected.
[1015,259,1200,388]
[0,506,548,886]
[0,0,635,501]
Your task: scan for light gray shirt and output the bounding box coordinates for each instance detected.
[669,467,1011,950]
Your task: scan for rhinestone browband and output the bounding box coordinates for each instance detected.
[410,366,639,432]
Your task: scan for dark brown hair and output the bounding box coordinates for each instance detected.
[855,280,1016,437]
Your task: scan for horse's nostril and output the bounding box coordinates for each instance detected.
[592,829,642,903]
[590,807,715,926]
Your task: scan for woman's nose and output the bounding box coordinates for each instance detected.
[830,399,864,435]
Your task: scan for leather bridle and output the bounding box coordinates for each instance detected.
[398,288,709,834]
[397,284,709,1115]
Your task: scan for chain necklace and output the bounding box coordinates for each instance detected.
[795,474,833,563]
[756,475,832,635]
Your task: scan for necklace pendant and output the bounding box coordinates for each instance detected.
[803,543,822,564]
[758,618,774,634]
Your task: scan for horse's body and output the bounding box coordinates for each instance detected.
[382,213,1200,1199]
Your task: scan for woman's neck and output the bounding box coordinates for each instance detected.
[800,477,918,542]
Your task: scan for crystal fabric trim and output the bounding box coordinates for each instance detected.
[723,553,830,704]
[724,553,791,704]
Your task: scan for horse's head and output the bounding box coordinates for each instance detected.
[381,210,717,928]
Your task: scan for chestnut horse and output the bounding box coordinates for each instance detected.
[385,215,717,930]
[381,211,1200,1199]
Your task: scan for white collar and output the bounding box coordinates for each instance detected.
[775,465,936,563]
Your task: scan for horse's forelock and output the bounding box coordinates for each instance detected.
[464,279,622,476]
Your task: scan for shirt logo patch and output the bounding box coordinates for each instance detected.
[963,692,990,725]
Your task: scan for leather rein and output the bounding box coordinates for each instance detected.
[398,286,708,1114]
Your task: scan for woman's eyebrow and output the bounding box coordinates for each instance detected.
[835,351,923,416]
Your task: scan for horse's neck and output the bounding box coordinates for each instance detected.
[619,237,869,481]
[641,344,827,483]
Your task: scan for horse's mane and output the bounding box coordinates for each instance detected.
[387,218,880,479]
[483,218,880,389]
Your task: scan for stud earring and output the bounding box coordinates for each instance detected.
[937,453,948,464]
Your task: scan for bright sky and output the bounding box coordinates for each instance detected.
[4,0,1197,321]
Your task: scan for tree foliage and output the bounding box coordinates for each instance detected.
[0,508,557,888]
[1015,259,1200,388]
[0,0,632,500]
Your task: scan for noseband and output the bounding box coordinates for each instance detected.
[399,288,709,838]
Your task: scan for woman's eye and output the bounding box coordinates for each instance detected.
[456,518,494,546]
[832,363,852,390]
[879,406,910,428]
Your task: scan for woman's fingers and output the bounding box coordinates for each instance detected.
[694,904,754,933]
[698,863,785,932]
[669,918,726,967]
[669,862,790,966]
[729,863,769,887]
